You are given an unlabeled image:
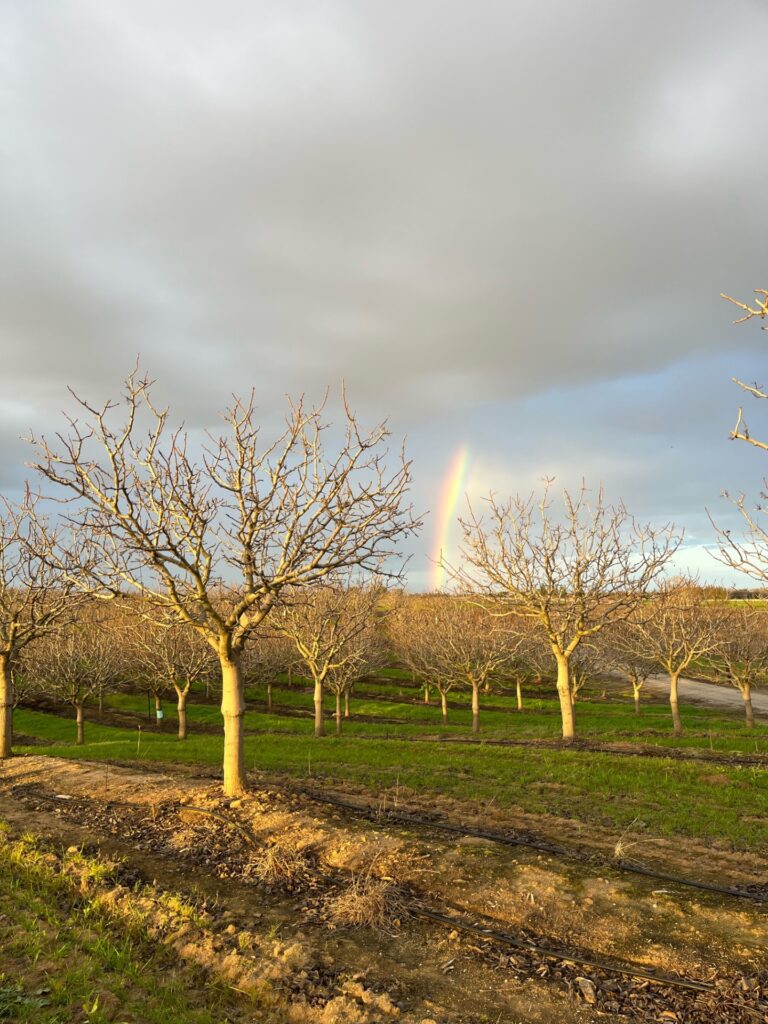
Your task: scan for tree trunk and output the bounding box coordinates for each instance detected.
[471,682,480,735]
[266,681,273,713]
[483,679,491,695]
[314,678,325,738]
[0,654,13,759]
[555,654,576,741]
[669,672,683,736]
[175,683,189,740]
[741,683,755,729]
[516,678,523,711]
[633,682,642,716]
[220,653,247,797]
[154,693,163,730]
[440,690,448,723]
[424,683,430,705]
[344,690,350,718]
[335,691,342,735]
[76,701,84,745]
[98,685,104,719]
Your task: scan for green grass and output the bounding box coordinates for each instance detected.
[99,677,768,755]
[0,827,250,1023]
[14,706,768,852]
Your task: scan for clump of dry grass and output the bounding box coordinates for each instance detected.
[249,838,310,885]
[324,872,406,930]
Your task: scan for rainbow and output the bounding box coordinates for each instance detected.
[430,445,470,590]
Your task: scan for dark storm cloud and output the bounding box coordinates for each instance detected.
[1,1,767,579]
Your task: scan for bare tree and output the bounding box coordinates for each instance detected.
[31,370,419,794]
[241,631,296,714]
[0,493,92,757]
[449,482,679,740]
[713,604,768,729]
[24,604,122,744]
[127,611,217,739]
[277,583,383,737]
[633,579,721,736]
[603,618,657,715]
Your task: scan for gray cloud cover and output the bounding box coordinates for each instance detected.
[1,1,767,584]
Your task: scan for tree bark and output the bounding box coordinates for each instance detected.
[335,691,342,735]
[174,683,189,740]
[266,681,273,713]
[741,684,755,729]
[669,672,683,736]
[344,690,350,718]
[424,684,430,705]
[555,654,576,741]
[471,682,480,735]
[0,653,12,759]
[440,690,448,723]
[633,684,642,716]
[154,693,163,730]
[220,653,247,796]
[516,678,523,712]
[314,678,325,737]
[75,701,84,745]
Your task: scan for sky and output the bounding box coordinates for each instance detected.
[1,0,768,590]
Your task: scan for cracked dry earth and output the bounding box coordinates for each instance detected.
[1,756,767,1023]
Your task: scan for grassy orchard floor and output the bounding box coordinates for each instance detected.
[0,827,246,1024]
[103,673,768,755]
[13,682,768,852]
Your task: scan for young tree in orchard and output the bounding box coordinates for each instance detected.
[31,370,419,795]
[0,494,92,758]
[633,579,721,736]
[127,612,217,739]
[24,605,123,744]
[713,605,768,729]
[388,596,478,725]
[603,618,657,715]
[242,631,296,713]
[448,481,679,741]
[326,627,384,735]
[277,582,383,738]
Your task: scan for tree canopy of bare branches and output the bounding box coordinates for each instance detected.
[632,578,721,735]
[713,604,768,729]
[448,481,679,740]
[0,493,92,757]
[30,369,420,794]
[277,582,383,737]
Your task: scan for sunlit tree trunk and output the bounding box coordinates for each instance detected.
[440,690,448,723]
[335,692,342,735]
[516,678,523,712]
[314,679,325,738]
[154,693,163,729]
[75,701,84,745]
[344,691,350,718]
[471,680,480,735]
[220,653,247,797]
[669,671,683,736]
[174,681,190,740]
[555,653,576,741]
[632,681,642,716]
[0,654,12,759]
[741,682,755,729]
[424,683,430,705]
[266,681,273,712]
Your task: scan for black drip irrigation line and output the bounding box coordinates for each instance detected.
[294,788,768,905]
[412,906,714,993]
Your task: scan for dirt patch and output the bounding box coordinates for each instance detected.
[2,755,767,1023]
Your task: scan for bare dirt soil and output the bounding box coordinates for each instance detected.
[1,755,767,1023]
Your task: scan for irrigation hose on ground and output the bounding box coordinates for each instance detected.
[293,787,768,905]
